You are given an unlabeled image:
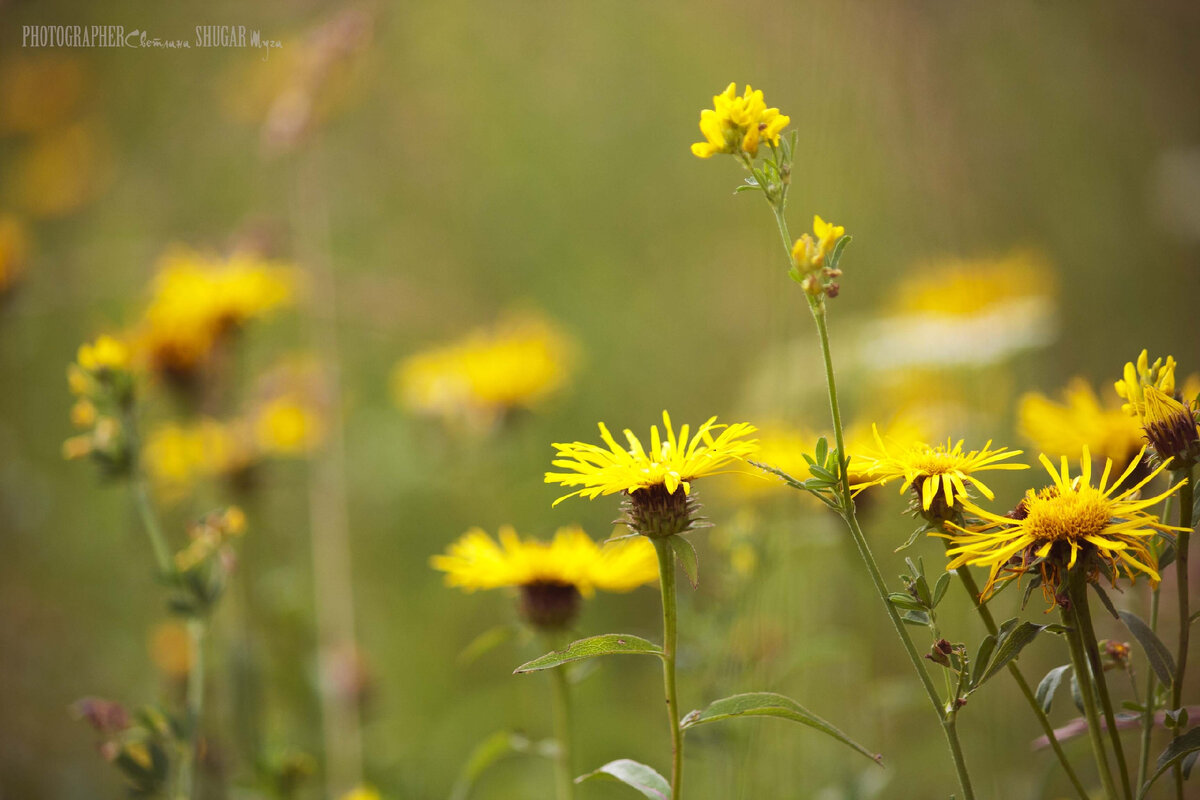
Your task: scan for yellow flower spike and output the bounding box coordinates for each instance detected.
[1114,349,1177,418]
[545,411,758,506]
[942,447,1187,606]
[850,426,1027,516]
[691,82,789,159]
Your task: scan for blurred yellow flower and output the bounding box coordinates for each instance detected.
[1018,379,1145,468]
[8,120,112,218]
[254,394,323,456]
[148,622,193,679]
[174,506,247,573]
[134,248,296,375]
[944,448,1183,602]
[851,427,1027,513]
[143,419,252,498]
[0,55,86,135]
[0,214,29,296]
[859,249,1056,370]
[432,524,658,596]
[77,335,130,373]
[393,314,575,429]
[546,410,758,505]
[691,82,789,159]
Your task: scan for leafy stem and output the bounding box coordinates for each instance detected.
[1171,464,1194,800]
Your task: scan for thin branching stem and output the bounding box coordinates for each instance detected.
[175,618,207,800]
[762,202,975,799]
[548,651,575,800]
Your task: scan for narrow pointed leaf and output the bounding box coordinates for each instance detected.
[932,572,952,608]
[975,622,1058,688]
[679,692,881,766]
[514,634,662,674]
[1141,726,1200,797]
[1035,665,1072,713]
[970,634,998,688]
[1118,610,1176,686]
[458,624,515,666]
[827,235,852,271]
[669,535,699,590]
[576,759,671,799]
[1089,582,1120,620]
[448,731,557,800]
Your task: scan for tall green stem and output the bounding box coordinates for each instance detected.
[548,657,574,800]
[1137,494,1172,789]
[175,618,207,800]
[952,559,1089,800]
[652,539,683,799]
[767,202,975,800]
[1170,467,1194,799]
[1063,569,1120,800]
[1071,573,1133,799]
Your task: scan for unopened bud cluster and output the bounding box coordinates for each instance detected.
[790,215,846,302]
[63,335,136,475]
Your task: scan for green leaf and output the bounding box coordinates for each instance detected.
[680,692,881,765]
[974,622,1058,689]
[826,234,852,271]
[576,759,671,800]
[669,536,699,590]
[1035,665,1072,713]
[887,592,924,611]
[733,184,761,194]
[814,436,829,465]
[894,525,927,553]
[912,575,933,609]
[1089,582,1120,620]
[1141,726,1200,797]
[448,731,557,800]
[901,610,931,626]
[931,572,952,608]
[514,634,663,674]
[1118,610,1176,686]
[970,634,997,689]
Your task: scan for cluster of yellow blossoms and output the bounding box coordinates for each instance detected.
[690,83,790,160]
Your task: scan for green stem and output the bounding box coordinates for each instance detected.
[132,476,172,576]
[176,618,207,800]
[548,656,574,800]
[1137,493,1171,789]
[1064,569,1120,800]
[1171,467,1194,800]
[765,198,975,800]
[652,539,683,799]
[1071,573,1133,799]
[953,559,1090,800]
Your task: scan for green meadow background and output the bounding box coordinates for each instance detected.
[2,1,1199,798]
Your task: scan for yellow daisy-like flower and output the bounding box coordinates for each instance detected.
[432,525,658,596]
[1018,378,1144,468]
[393,314,575,430]
[134,247,296,375]
[545,411,758,505]
[851,426,1027,514]
[943,447,1184,602]
[691,82,789,159]
[1114,349,1176,419]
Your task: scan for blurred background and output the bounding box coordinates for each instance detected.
[2,1,1199,798]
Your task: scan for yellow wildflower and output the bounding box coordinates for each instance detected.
[1114,349,1176,419]
[1018,379,1144,468]
[393,314,574,429]
[134,247,296,375]
[0,54,85,135]
[851,426,1027,514]
[254,394,323,455]
[433,525,658,595]
[944,448,1184,603]
[546,410,758,505]
[691,82,789,159]
[77,335,130,373]
[143,419,252,498]
[433,525,658,631]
